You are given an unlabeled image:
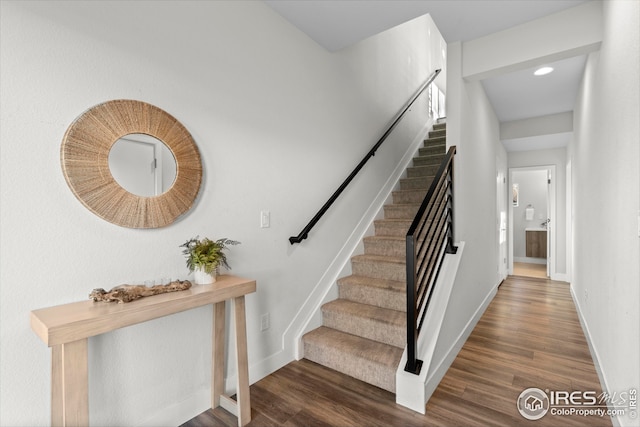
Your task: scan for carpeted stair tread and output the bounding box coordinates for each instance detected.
[338,274,405,311]
[416,153,445,167]
[382,203,421,219]
[302,121,447,394]
[383,203,419,217]
[374,218,414,236]
[321,299,405,348]
[392,188,429,204]
[428,129,446,138]
[351,254,405,281]
[419,144,446,156]
[338,274,405,292]
[400,175,434,190]
[363,235,406,257]
[407,164,441,177]
[303,326,403,392]
[351,253,405,265]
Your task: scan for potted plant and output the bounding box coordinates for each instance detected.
[180,236,240,284]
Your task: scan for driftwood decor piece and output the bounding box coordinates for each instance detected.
[61,99,203,229]
[90,280,192,304]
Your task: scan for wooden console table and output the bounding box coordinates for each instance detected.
[30,275,256,427]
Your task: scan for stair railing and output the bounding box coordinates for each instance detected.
[405,144,457,374]
[289,69,442,244]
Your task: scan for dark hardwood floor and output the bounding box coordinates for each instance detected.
[182,276,611,427]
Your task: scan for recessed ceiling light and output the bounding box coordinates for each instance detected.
[534,66,554,76]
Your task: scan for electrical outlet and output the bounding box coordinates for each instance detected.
[260,211,270,228]
[261,313,270,331]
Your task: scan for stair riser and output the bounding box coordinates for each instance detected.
[352,259,405,282]
[364,236,431,257]
[322,309,405,348]
[413,153,445,167]
[399,176,434,190]
[364,238,405,258]
[424,136,446,146]
[383,204,419,219]
[433,123,446,130]
[419,145,446,156]
[374,220,411,236]
[303,340,396,393]
[393,190,427,204]
[428,130,446,138]
[338,282,405,312]
[407,164,441,177]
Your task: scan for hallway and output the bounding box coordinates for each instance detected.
[184,276,610,426]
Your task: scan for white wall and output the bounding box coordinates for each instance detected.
[462,1,602,81]
[426,40,507,384]
[501,111,573,140]
[569,1,640,425]
[0,2,444,426]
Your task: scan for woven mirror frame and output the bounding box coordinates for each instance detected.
[61,100,202,228]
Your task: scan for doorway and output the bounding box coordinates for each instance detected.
[509,166,556,278]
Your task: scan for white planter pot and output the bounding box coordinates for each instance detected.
[194,267,217,285]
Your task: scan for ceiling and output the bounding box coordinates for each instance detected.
[265,0,591,151]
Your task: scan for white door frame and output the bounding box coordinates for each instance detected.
[508,165,557,278]
[497,165,508,283]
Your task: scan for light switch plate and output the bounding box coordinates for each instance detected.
[260,211,270,228]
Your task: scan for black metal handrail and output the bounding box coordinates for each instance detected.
[289,69,442,244]
[405,145,457,375]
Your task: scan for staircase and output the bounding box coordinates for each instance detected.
[302,121,447,393]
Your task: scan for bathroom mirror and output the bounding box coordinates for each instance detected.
[108,134,177,197]
[61,100,202,228]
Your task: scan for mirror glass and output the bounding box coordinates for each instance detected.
[108,133,177,197]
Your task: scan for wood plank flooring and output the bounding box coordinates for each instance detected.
[182,276,610,427]
[513,262,548,278]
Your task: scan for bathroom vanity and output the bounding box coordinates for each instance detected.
[526,229,547,258]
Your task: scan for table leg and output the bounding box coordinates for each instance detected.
[51,339,89,427]
[233,296,251,426]
[211,301,225,408]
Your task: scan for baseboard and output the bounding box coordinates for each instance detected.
[136,348,293,427]
[570,284,623,427]
[136,387,210,427]
[283,118,434,360]
[551,272,569,282]
[423,281,499,403]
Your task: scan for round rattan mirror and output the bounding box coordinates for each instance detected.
[61,100,202,228]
